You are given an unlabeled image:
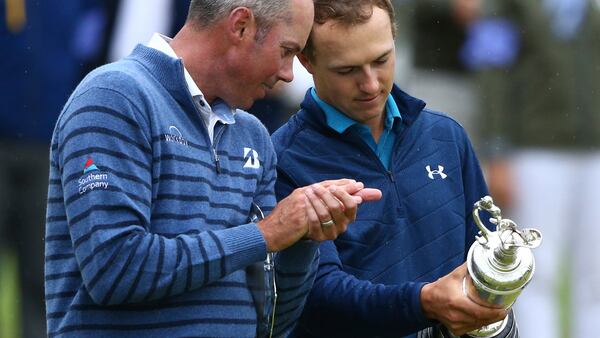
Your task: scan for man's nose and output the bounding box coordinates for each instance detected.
[278,59,294,83]
[359,67,378,93]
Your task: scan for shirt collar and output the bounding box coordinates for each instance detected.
[147,33,236,124]
[311,88,402,134]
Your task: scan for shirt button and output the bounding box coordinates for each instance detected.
[199,100,206,107]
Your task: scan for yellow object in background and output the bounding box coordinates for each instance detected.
[5,0,26,33]
[0,251,21,338]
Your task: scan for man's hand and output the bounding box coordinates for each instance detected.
[420,263,507,336]
[318,179,383,202]
[257,179,382,252]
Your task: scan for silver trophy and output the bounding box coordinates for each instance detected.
[461,196,542,337]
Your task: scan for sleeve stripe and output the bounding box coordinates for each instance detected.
[101,235,145,304]
[73,220,140,249]
[79,231,136,271]
[60,105,140,132]
[60,127,151,155]
[45,271,80,282]
[69,205,142,228]
[123,235,155,303]
[207,231,225,277]
[48,318,256,337]
[197,236,210,285]
[163,239,183,297]
[64,147,151,173]
[65,186,150,208]
[181,239,193,291]
[143,236,165,301]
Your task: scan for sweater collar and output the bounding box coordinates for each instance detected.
[147,33,202,98]
[127,44,193,106]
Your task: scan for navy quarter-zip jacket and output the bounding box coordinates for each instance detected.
[272,85,489,338]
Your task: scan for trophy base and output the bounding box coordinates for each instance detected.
[466,317,508,337]
[432,309,518,338]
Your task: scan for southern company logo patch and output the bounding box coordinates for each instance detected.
[83,157,100,174]
[79,156,109,194]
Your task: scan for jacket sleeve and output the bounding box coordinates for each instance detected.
[297,240,434,337]
[269,165,320,337]
[56,85,267,305]
[274,165,433,337]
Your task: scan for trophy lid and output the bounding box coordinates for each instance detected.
[469,196,543,293]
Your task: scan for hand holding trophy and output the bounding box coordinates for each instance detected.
[461,196,542,337]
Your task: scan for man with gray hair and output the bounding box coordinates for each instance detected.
[44,0,381,337]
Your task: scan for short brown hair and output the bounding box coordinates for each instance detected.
[304,0,396,59]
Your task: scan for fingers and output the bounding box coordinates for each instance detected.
[447,305,508,336]
[303,183,359,241]
[303,187,324,239]
[318,179,382,201]
[447,294,507,335]
[352,188,382,202]
[329,184,358,219]
[304,185,339,240]
[319,178,357,188]
[422,262,509,336]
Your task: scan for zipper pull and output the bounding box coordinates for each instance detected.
[212,148,221,174]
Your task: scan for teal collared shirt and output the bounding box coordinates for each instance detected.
[311,88,402,169]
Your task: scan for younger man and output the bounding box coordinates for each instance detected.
[273,1,511,337]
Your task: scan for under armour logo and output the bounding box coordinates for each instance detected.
[426,165,447,180]
[243,147,260,169]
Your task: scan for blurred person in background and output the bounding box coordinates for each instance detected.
[462,1,600,337]
[399,0,480,146]
[0,1,114,337]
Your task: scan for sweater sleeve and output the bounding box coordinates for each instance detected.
[255,141,320,337]
[56,85,267,305]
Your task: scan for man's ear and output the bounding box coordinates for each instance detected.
[298,52,314,74]
[227,7,256,43]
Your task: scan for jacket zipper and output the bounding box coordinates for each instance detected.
[212,124,227,174]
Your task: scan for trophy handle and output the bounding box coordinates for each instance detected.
[472,196,500,243]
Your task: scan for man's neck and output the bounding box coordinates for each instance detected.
[368,115,386,143]
[170,24,227,104]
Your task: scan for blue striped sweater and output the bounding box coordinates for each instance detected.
[45,45,319,338]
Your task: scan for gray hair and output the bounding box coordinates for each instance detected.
[187,0,292,41]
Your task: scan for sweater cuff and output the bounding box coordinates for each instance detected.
[274,240,319,273]
[218,222,268,271]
